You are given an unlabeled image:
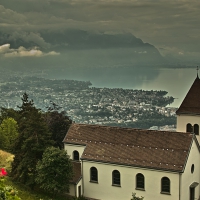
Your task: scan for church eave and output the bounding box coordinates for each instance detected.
[176,112,200,116]
[81,158,184,173]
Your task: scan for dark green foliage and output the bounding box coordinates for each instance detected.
[11,93,54,188]
[0,108,19,124]
[35,147,73,195]
[0,177,21,200]
[44,102,72,149]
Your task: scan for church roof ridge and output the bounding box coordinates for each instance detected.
[64,123,193,172]
[176,75,200,115]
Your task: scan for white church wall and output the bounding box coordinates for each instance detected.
[68,184,76,196]
[64,143,86,160]
[67,179,83,197]
[177,115,200,132]
[180,139,200,200]
[177,115,200,143]
[76,179,83,197]
[82,160,180,200]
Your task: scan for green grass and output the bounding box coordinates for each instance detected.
[4,177,72,200]
[0,149,73,200]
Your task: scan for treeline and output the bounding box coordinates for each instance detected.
[1,76,92,92]
[105,114,175,129]
[0,93,74,196]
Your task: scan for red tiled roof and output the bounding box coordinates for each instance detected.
[71,161,82,184]
[176,76,200,115]
[63,123,194,172]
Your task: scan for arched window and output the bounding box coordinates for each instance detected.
[161,177,170,193]
[186,123,193,132]
[90,167,98,182]
[73,150,79,160]
[194,124,199,135]
[112,170,120,186]
[136,173,145,189]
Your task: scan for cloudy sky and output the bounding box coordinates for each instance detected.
[0,0,200,64]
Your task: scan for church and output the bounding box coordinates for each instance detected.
[63,73,200,200]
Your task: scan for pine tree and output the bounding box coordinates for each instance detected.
[11,93,54,187]
[44,102,72,149]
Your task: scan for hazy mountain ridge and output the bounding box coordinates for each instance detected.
[0,29,163,58]
[41,30,165,65]
[40,30,157,51]
[0,29,168,74]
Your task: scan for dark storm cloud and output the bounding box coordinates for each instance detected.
[0,0,200,59]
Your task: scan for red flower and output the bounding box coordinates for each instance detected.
[0,168,7,176]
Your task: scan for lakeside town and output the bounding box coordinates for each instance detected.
[0,74,177,130]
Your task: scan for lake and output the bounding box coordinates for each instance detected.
[47,66,197,108]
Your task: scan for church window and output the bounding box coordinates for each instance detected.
[191,164,194,174]
[161,177,170,194]
[194,124,199,135]
[112,170,120,186]
[136,173,145,190]
[90,167,98,182]
[73,150,79,160]
[186,123,193,132]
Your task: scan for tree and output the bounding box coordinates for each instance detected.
[0,118,18,152]
[44,102,72,149]
[0,108,19,124]
[35,146,73,196]
[11,93,54,188]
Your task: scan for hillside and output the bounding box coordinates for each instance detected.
[0,150,75,200]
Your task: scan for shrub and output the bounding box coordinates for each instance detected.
[131,193,144,200]
[0,168,21,200]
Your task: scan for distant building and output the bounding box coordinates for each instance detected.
[63,74,200,200]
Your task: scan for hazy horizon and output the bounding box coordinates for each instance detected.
[0,0,200,103]
[0,0,200,68]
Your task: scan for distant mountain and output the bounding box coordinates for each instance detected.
[0,29,167,72]
[41,30,155,50]
[41,30,165,65]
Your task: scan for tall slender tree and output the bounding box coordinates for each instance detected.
[11,93,54,187]
[44,102,72,149]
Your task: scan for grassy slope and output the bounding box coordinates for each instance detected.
[0,149,72,200]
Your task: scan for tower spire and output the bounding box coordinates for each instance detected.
[197,66,199,78]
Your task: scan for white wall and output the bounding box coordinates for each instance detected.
[176,115,200,143]
[68,184,76,196]
[177,115,200,133]
[64,143,86,160]
[82,161,180,200]
[68,179,83,197]
[76,179,83,197]
[180,140,200,200]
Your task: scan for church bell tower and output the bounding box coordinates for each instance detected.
[176,67,200,144]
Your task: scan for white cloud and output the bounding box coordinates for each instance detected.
[0,44,10,54]
[0,44,60,58]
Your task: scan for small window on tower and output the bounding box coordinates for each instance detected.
[186,123,193,132]
[194,124,199,135]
